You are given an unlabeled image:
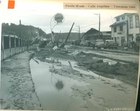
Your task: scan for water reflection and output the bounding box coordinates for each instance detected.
[55,80,64,90]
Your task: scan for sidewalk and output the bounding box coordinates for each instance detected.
[1,51,42,110]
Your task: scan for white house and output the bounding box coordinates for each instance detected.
[110,13,140,46]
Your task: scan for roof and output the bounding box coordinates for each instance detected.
[82,28,102,40]
[110,21,126,27]
[102,31,111,33]
[84,28,99,35]
[115,13,138,18]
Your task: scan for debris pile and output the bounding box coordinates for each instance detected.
[35,46,138,86]
[74,51,138,85]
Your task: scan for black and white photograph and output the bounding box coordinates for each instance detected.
[0,0,140,111]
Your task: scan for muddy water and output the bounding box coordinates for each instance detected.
[30,59,88,110]
[30,58,137,111]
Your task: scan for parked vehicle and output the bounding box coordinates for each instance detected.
[104,40,118,49]
[80,40,95,47]
[95,39,105,49]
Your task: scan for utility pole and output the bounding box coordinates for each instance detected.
[78,26,81,41]
[99,14,101,38]
[19,20,21,25]
[126,20,129,46]
[94,13,101,38]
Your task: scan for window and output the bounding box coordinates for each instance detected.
[23,40,25,46]
[120,25,123,31]
[16,38,19,47]
[19,39,22,47]
[129,16,133,28]
[114,27,117,32]
[122,16,125,20]
[11,37,15,48]
[114,37,117,42]
[135,15,139,28]
[116,17,120,21]
[4,36,9,49]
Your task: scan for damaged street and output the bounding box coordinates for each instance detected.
[1,9,140,111]
[1,45,138,111]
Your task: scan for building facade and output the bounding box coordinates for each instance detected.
[110,13,140,46]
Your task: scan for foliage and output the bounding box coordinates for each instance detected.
[2,23,47,41]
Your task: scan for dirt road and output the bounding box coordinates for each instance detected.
[1,46,139,110]
[86,50,139,63]
[67,45,139,63]
[1,51,42,110]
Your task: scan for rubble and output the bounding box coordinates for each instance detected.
[35,46,138,86]
[1,45,137,110]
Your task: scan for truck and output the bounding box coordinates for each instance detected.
[95,39,105,49]
[104,40,118,49]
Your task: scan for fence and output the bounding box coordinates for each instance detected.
[1,34,36,61]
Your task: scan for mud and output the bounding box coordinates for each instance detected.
[30,56,137,111]
[1,51,42,110]
[35,47,138,86]
[1,45,138,110]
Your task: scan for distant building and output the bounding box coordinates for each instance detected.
[80,28,111,46]
[80,28,100,46]
[110,13,140,46]
[101,31,111,40]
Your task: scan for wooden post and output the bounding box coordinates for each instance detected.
[60,22,75,48]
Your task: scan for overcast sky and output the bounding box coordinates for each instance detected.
[0,0,138,34]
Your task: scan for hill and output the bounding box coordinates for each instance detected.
[2,23,47,41]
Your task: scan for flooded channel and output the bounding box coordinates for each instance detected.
[30,58,137,111]
[30,58,88,110]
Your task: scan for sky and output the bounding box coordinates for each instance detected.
[0,0,139,34]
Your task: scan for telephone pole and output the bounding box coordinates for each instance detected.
[99,14,101,38]
[94,13,101,38]
[78,26,81,40]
